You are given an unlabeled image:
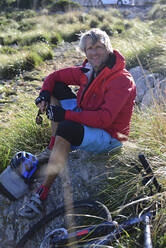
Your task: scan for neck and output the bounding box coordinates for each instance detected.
[94,64,105,74]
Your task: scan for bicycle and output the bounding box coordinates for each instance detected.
[16,154,161,248]
[40,210,154,248]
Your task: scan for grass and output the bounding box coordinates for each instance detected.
[0,2,166,247]
[0,95,51,169]
[0,6,166,78]
[0,43,53,78]
[129,106,166,156]
[97,144,166,247]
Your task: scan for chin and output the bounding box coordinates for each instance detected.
[95,65,102,72]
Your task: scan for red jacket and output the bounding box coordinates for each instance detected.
[41,50,136,141]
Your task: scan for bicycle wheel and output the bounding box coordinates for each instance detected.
[16,200,112,248]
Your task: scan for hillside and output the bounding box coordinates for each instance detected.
[0,1,166,247]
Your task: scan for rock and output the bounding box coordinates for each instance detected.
[0,149,117,247]
[130,67,148,104]
[129,66,149,82]
[136,74,159,103]
[129,66,165,107]
[141,78,166,108]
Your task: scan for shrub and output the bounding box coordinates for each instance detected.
[0,0,16,11]
[100,24,114,36]
[61,30,79,42]
[61,26,86,42]
[0,36,4,45]
[159,0,166,4]
[0,46,19,54]
[90,9,105,22]
[124,22,133,30]
[0,16,8,26]
[78,13,87,23]
[3,36,19,46]
[148,3,166,20]
[50,0,81,12]
[16,0,34,10]
[125,44,164,72]
[90,19,99,28]
[24,52,43,70]
[0,18,19,31]
[6,9,37,21]
[56,13,77,24]
[0,44,53,79]
[114,22,125,34]
[2,31,50,46]
[50,32,62,45]
[0,56,27,79]
[18,19,36,32]
[34,43,53,60]
[19,33,49,46]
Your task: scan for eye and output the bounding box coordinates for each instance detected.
[86,46,92,51]
[97,45,105,50]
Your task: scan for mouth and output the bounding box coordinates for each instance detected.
[91,58,100,63]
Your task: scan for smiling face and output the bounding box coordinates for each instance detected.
[85,38,110,72]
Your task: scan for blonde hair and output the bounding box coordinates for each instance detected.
[79,28,113,54]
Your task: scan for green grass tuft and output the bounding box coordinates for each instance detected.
[0,99,51,171]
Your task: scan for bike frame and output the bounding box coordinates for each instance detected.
[40,211,153,247]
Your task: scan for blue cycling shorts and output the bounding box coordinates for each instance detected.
[60,99,122,154]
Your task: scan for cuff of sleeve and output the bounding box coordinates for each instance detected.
[39,90,51,102]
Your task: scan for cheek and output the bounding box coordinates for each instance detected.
[85,52,91,60]
[101,52,109,62]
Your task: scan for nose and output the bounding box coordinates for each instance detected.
[90,48,98,55]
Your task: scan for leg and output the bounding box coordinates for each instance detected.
[37,82,77,162]
[49,84,77,147]
[36,96,59,165]
[19,136,71,219]
[48,96,59,150]
[49,81,77,137]
[41,120,83,187]
[43,136,71,189]
[76,125,122,154]
[50,96,59,136]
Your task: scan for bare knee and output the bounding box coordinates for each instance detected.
[50,96,59,106]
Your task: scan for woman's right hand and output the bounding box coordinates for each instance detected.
[35,91,50,113]
[37,100,47,114]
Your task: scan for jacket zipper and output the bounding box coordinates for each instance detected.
[79,72,95,107]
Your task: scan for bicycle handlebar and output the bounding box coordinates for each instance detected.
[138,154,161,193]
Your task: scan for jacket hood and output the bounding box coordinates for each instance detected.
[82,49,125,75]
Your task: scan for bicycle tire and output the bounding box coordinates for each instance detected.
[16,199,111,248]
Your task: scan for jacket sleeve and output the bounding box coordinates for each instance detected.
[65,77,135,129]
[40,67,82,94]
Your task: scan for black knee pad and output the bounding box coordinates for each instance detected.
[53,81,76,100]
[56,120,84,146]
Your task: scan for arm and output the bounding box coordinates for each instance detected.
[36,66,82,113]
[40,67,82,95]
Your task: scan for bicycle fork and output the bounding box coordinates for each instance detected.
[144,215,153,248]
